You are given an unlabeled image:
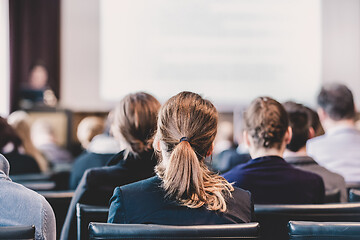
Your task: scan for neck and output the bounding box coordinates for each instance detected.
[249,147,284,159]
[323,118,355,131]
[283,146,307,158]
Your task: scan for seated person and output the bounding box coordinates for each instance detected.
[222,97,325,204]
[307,83,360,182]
[60,92,161,240]
[0,154,56,239]
[283,101,347,202]
[7,111,49,172]
[108,92,253,225]
[69,116,118,189]
[211,121,250,174]
[0,117,40,175]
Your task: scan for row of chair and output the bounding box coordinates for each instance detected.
[77,201,360,240]
[2,221,360,240]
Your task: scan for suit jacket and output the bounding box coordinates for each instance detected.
[60,150,157,240]
[108,176,253,225]
[4,151,40,175]
[69,151,115,190]
[285,155,347,202]
[307,125,360,182]
[222,155,325,204]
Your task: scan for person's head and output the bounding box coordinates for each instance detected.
[283,101,312,152]
[306,106,325,137]
[0,116,22,153]
[29,64,48,90]
[243,97,291,157]
[111,92,160,156]
[154,91,233,212]
[77,116,105,149]
[317,83,355,122]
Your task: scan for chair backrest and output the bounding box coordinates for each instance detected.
[255,203,360,240]
[288,221,360,239]
[0,225,35,240]
[324,188,340,203]
[76,204,109,240]
[38,191,74,238]
[349,189,360,202]
[88,222,260,240]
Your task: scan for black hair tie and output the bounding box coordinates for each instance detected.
[179,137,190,143]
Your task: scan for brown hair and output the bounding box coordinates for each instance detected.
[244,97,289,149]
[111,92,160,156]
[155,91,233,212]
[7,111,49,172]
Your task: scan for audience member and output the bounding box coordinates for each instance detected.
[7,111,49,172]
[0,154,56,239]
[69,116,117,189]
[307,83,360,182]
[31,119,73,167]
[61,92,160,240]
[211,121,250,173]
[222,97,325,204]
[283,101,347,202]
[108,91,253,225]
[0,116,40,174]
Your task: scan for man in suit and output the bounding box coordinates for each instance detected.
[307,83,360,182]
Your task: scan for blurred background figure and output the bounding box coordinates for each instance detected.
[19,63,57,109]
[283,101,347,202]
[210,121,250,174]
[7,110,49,172]
[0,116,40,174]
[307,83,360,183]
[31,119,73,170]
[69,115,119,189]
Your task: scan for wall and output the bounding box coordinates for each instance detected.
[322,0,360,106]
[0,0,9,116]
[61,0,113,111]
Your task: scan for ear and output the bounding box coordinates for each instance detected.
[206,142,214,157]
[308,127,315,139]
[153,138,161,152]
[284,126,292,144]
[317,108,327,122]
[243,131,251,148]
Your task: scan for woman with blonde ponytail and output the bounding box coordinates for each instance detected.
[108,91,253,225]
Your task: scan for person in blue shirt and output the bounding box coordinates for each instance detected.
[222,97,325,204]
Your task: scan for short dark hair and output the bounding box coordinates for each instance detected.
[317,83,355,120]
[283,101,311,152]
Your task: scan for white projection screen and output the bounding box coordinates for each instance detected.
[100,0,321,108]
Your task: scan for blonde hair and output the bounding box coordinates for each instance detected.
[155,91,233,212]
[7,111,49,172]
[77,116,105,149]
[111,92,160,156]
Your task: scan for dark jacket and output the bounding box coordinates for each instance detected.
[222,155,325,204]
[60,150,157,240]
[69,151,115,190]
[108,176,254,225]
[285,155,347,202]
[4,151,40,175]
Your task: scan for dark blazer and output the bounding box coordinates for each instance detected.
[211,148,251,174]
[60,150,157,240]
[69,151,115,190]
[222,155,325,204]
[108,176,254,225]
[4,151,40,175]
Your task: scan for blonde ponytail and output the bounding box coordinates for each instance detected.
[155,92,234,212]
